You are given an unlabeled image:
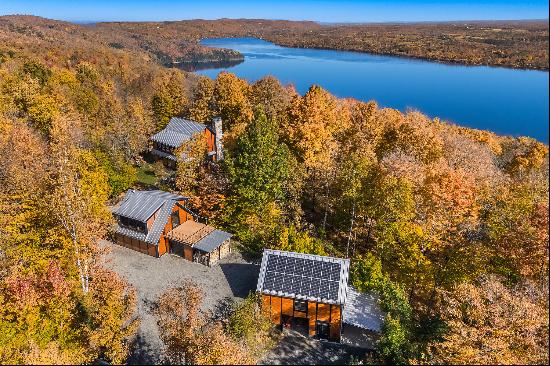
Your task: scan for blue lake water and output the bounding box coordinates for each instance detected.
[197,38,549,143]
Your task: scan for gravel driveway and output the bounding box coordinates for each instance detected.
[99,240,260,364]
[260,330,370,365]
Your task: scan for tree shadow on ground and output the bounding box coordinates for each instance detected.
[127,330,165,365]
[212,296,236,321]
[261,330,370,365]
[219,262,260,299]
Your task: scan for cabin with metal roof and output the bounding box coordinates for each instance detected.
[150,116,223,165]
[257,249,350,342]
[113,189,231,265]
[256,249,383,344]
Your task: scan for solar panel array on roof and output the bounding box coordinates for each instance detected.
[257,249,350,304]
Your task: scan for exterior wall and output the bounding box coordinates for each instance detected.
[115,232,156,257]
[206,239,231,266]
[158,234,168,256]
[161,203,192,257]
[147,209,159,230]
[204,128,216,158]
[330,304,342,341]
[219,239,231,257]
[184,245,193,261]
[308,302,317,336]
[261,294,342,342]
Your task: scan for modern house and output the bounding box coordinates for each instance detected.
[113,189,231,266]
[256,249,384,343]
[150,116,223,165]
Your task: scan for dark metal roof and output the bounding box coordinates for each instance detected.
[150,117,207,148]
[256,249,350,305]
[113,190,187,245]
[145,200,176,244]
[193,229,232,253]
[115,224,147,242]
[150,148,177,161]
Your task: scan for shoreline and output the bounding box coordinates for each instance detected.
[198,37,549,72]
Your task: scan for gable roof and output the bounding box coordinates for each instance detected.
[113,190,187,245]
[256,249,350,305]
[150,117,208,148]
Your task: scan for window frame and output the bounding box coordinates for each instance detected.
[293,299,308,313]
[171,211,180,229]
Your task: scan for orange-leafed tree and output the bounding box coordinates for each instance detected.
[156,282,255,365]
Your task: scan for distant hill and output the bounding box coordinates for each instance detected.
[1,15,548,69]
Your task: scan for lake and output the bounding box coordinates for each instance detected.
[197,38,549,143]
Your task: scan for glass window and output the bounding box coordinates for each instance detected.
[171,211,180,229]
[316,320,330,339]
[119,215,146,233]
[294,299,308,313]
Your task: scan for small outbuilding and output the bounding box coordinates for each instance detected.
[165,220,232,266]
[257,249,350,342]
[256,249,384,344]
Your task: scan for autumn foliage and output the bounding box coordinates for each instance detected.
[0,14,548,365]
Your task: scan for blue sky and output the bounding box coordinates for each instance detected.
[1,1,548,23]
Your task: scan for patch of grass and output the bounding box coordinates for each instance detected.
[136,165,157,186]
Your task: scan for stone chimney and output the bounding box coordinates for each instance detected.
[212,117,223,161]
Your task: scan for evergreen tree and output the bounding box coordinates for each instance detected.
[224,108,291,253]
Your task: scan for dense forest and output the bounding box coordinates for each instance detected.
[0,15,548,365]
[1,16,548,70]
[97,18,549,70]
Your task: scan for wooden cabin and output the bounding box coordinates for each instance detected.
[113,189,231,266]
[256,249,351,342]
[150,116,223,166]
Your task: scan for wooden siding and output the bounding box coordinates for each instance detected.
[330,305,342,342]
[271,296,282,325]
[158,234,167,256]
[262,294,343,342]
[308,301,317,336]
[163,204,192,257]
[204,128,216,160]
[184,245,193,261]
[262,295,271,316]
[317,303,330,322]
[116,233,153,257]
[146,208,159,230]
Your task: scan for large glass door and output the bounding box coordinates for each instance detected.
[316,320,330,340]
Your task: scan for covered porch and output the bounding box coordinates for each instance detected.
[165,220,232,266]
